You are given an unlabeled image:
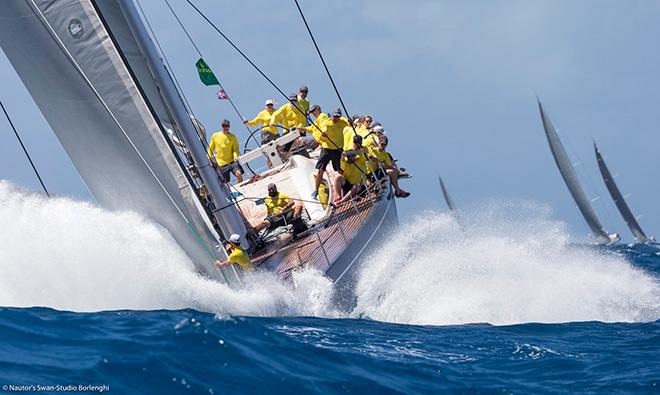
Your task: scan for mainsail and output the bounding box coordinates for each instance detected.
[537,100,612,244]
[594,144,648,243]
[0,0,244,280]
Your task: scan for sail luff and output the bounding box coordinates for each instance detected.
[114,0,250,249]
[594,144,648,243]
[0,0,227,278]
[537,100,610,243]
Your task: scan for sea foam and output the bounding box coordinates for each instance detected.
[1,181,658,325]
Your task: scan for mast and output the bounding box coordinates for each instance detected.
[594,144,648,243]
[537,100,612,244]
[114,0,249,246]
[0,0,240,281]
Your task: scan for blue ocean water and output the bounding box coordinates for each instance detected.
[1,185,659,394]
[0,244,659,395]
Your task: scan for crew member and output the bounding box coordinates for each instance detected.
[255,183,303,232]
[333,149,368,205]
[215,233,254,271]
[244,99,279,144]
[295,85,310,127]
[368,136,410,198]
[208,119,244,183]
[311,109,349,199]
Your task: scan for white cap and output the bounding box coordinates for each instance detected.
[229,233,241,244]
[373,125,384,133]
[265,99,275,106]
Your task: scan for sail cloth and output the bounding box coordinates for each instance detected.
[537,101,611,244]
[0,0,226,279]
[594,144,648,243]
[438,176,464,230]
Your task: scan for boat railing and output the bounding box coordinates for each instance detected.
[292,167,390,271]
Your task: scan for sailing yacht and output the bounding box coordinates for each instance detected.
[0,0,399,307]
[537,100,619,245]
[594,144,650,243]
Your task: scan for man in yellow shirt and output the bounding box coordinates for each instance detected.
[255,183,303,232]
[207,119,244,183]
[270,93,307,132]
[215,233,254,271]
[296,85,310,126]
[244,99,279,144]
[312,109,348,199]
[368,136,410,198]
[333,149,369,205]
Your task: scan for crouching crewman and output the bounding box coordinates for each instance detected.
[255,183,303,232]
[215,233,254,271]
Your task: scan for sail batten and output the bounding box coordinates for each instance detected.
[537,100,611,244]
[594,144,648,243]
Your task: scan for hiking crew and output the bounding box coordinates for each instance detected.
[368,136,410,198]
[207,119,244,183]
[333,149,369,205]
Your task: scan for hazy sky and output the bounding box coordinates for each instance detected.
[1,0,658,242]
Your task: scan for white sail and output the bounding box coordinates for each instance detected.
[0,0,238,280]
[537,100,612,244]
[594,144,648,243]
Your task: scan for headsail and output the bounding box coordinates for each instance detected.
[537,100,612,244]
[594,144,648,243]
[0,0,241,280]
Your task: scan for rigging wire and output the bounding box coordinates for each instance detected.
[292,0,357,135]
[181,0,371,182]
[26,0,189,221]
[182,0,323,136]
[164,0,252,139]
[0,100,50,198]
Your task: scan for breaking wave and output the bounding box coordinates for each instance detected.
[353,202,660,325]
[1,181,658,326]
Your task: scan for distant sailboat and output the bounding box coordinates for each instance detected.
[594,144,649,243]
[438,175,464,229]
[537,100,619,245]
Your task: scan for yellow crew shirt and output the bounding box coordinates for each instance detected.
[228,246,254,271]
[314,118,349,150]
[340,153,368,185]
[264,192,291,216]
[208,132,240,166]
[247,109,279,135]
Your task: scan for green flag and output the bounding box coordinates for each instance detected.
[196,57,219,86]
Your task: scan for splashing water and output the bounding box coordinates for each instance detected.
[0,181,336,316]
[353,202,660,326]
[0,181,658,326]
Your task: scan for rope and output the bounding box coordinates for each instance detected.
[163,0,253,139]
[292,0,358,136]
[183,0,325,138]
[1,100,50,197]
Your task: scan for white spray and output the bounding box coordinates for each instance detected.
[0,182,658,326]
